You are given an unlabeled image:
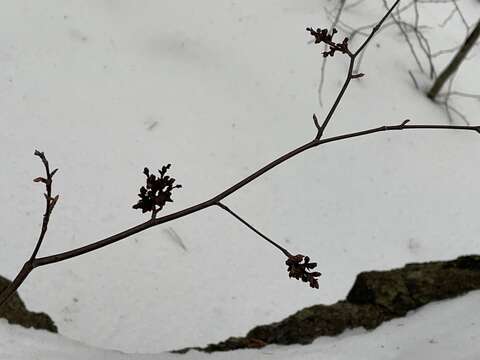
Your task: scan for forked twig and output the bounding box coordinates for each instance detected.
[0,150,59,308]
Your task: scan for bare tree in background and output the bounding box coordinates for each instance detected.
[428,19,480,100]
[320,0,480,123]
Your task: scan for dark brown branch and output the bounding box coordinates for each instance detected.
[438,91,480,100]
[48,121,476,285]
[31,150,59,260]
[0,262,34,308]
[2,120,479,305]
[354,0,400,57]
[383,0,426,74]
[216,202,292,257]
[408,70,420,90]
[0,151,59,308]
[411,1,436,79]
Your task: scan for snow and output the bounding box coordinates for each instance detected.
[2,291,480,359]
[0,0,479,358]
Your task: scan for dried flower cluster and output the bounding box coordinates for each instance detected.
[133,166,182,218]
[286,254,321,289]
[306,27,350,57]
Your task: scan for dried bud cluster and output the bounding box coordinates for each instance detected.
[286,254,321,289]
[133,166,182,217]
[306,27,349,57]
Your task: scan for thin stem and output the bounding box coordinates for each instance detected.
[354,0,400,57]
[317,122,480,145]
[316,56,355,139]
[216,202,292,258]
[0,262,33,308]
[317,0,400,140]
[30,151,58,261]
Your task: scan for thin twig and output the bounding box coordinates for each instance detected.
[452,0,470,33]
[0,151,59,308]
[437,91,480,100]
[30,150,59,260]
[216,202,292,258]
[408,70,420,89]
[383,0,425,74]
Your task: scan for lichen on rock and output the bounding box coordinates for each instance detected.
[0,275,57,333]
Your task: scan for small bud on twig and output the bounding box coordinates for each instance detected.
[351,73,365,79]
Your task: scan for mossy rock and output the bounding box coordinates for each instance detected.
[175,255,480,353]
[0,275,57,333]
[347,255,480,314]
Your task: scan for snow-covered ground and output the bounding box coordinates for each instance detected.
[1,0,479,358]
[2,290,480,359]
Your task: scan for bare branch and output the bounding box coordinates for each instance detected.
[313,113,321,134]
[354,0,400,57]
[30,151,60,261]
[408,70,420,90]
[216,202,291,258]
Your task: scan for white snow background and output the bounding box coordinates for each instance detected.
[0,0,479,358]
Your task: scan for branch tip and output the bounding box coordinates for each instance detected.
[313,113,321,131]
[354,0,400,56]
[33,177,48,184]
